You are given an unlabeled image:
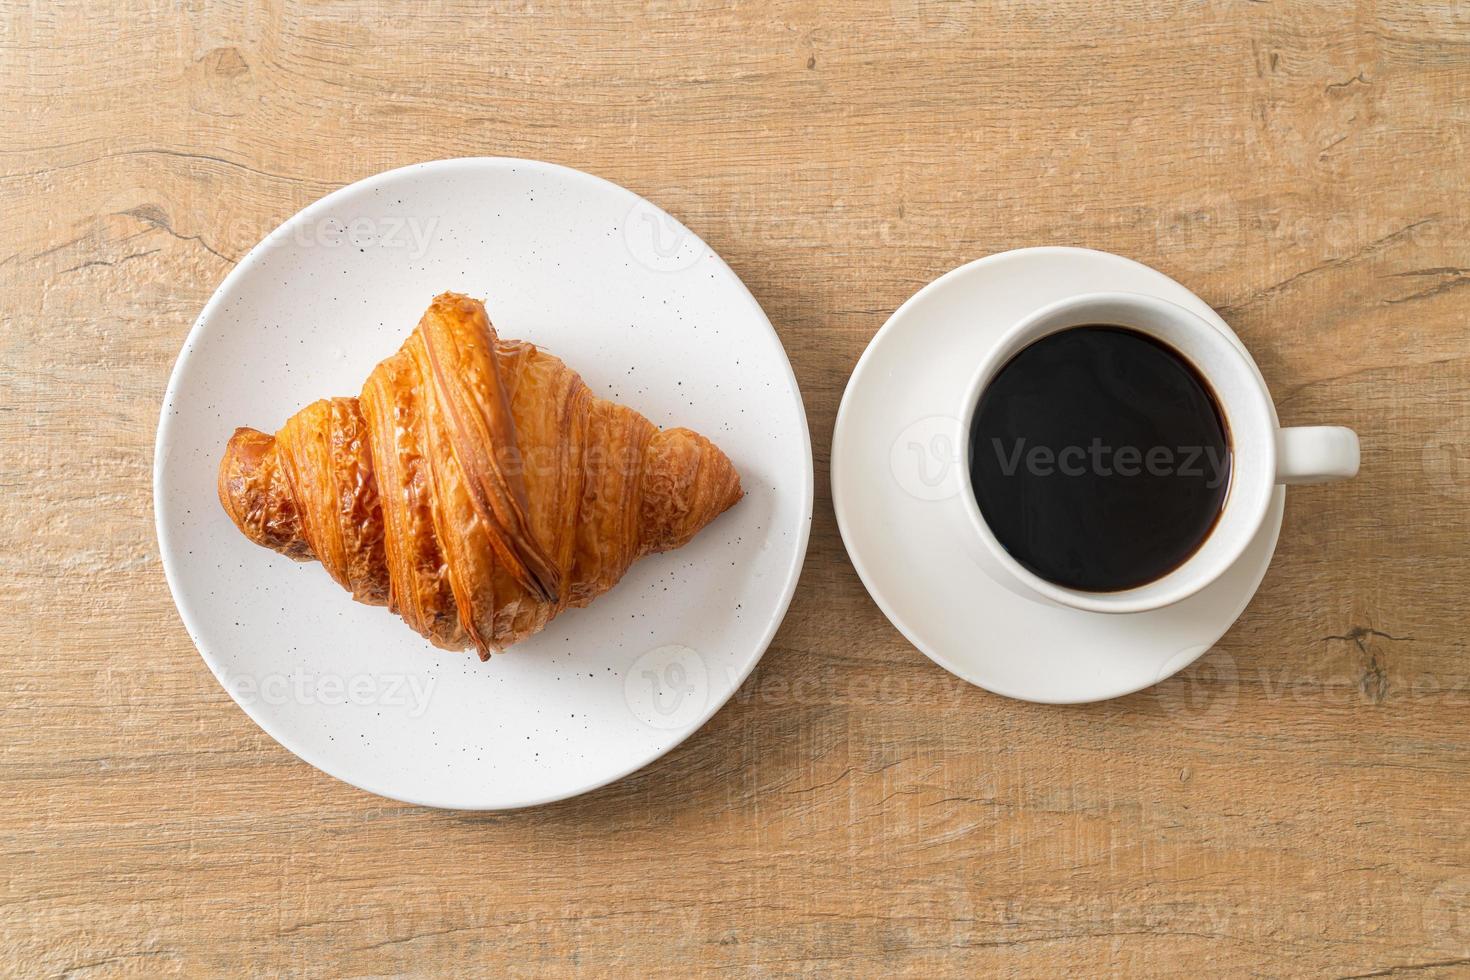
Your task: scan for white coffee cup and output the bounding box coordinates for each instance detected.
[954,292,1359,614]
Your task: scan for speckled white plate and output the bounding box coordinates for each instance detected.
[154,158,812,809]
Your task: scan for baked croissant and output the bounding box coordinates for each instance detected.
[218,292,742,658]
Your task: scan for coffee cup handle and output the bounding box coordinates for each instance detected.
[1275,426,1360,485]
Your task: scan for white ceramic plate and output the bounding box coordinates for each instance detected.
[155,158,812,809]
[831,247,1284,704]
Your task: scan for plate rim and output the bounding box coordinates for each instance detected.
[829,245,1283,705]
[153,156,814,810]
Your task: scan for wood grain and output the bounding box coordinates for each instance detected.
[3,0,1468,976]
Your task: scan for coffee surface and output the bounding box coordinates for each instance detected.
[968,326,1230,592]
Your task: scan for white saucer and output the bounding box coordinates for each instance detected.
[831,247,1284,704]
[155,159,813,808]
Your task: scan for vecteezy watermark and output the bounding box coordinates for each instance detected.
[888,418,1233,503]
[624,644,710,730]
[890,0,980,38]
[622,197,704,273]
[254,214,442,260]
[987,438,1231,487]
[224,669,436,718]
[1149,627,1465,725]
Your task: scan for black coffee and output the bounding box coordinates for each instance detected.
[968,325,1230,592]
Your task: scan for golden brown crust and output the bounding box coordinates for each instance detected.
[217,292,743,658]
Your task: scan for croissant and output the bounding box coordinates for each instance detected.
[218,292,742,658]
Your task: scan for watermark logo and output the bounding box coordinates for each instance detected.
[1424,874,1470,954]
[622,198,703,272]
[625,644,709,730]
[1154,192,1243,274]
[1154,646,1238,728]
[224,669,436,718]
[890,415,963,501]
[1422,427,1470,500]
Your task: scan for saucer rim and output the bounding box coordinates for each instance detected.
[830,246,1285,705]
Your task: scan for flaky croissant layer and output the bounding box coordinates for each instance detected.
[218,292,742,657]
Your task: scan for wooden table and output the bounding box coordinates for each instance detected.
[5,1,1468,975]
